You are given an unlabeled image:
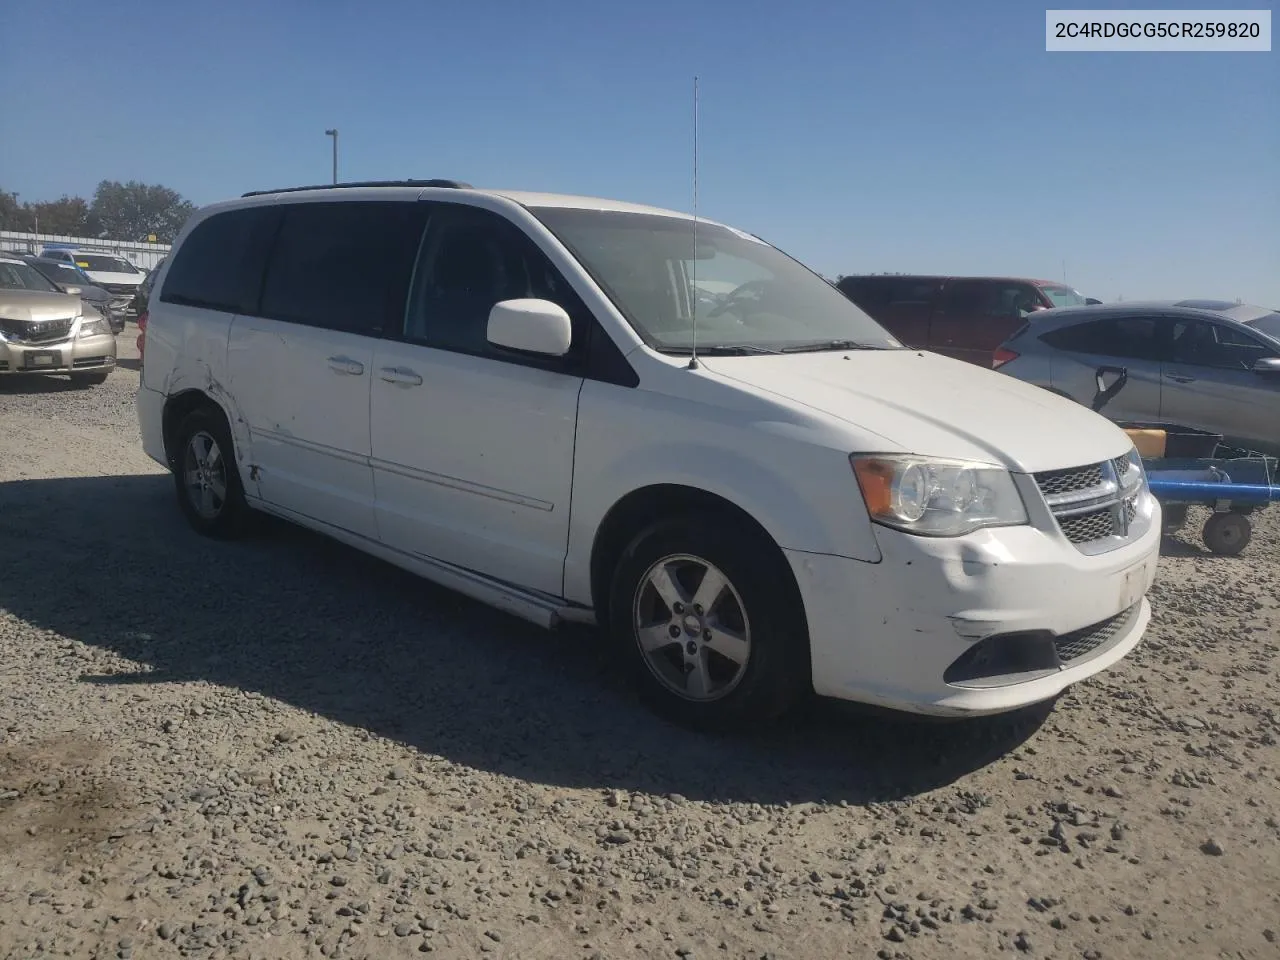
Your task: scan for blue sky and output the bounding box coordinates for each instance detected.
[1,0,1276,304]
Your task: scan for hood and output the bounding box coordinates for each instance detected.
[700,348,1133,474]
[83,271,142,287]
[0,289,82,322]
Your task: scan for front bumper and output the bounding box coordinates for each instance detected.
[0,333,118,375]
[789,503,1161,717]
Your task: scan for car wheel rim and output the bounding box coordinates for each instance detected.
[632,553,751,702]
[183,430,227,521]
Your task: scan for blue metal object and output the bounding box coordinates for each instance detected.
[1146,477,1278,505]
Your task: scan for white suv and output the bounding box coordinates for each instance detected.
[136,180,1161,730]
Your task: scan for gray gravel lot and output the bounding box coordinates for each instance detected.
[1,332,1278,959]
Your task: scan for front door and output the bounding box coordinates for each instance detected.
[227,199,424,540]
[370,202,586,596]
[1162,317,1280,454]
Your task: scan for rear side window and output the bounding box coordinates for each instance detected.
[161,208,276,313]
[258,201,424,335]
[1040,316,1163,361]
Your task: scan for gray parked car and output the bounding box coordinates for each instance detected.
[994,300,1280,456]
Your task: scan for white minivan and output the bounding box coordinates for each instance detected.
[136,180,1161,731]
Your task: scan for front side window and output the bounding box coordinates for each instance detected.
[403,204,588,360]
[259,201,423,334]
[529,208,898,354]
[941,281,1038,320]
[1170,319,1273,370]
[1040,284,1088,308]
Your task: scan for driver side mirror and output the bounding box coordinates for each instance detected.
[1252,357,1280,375]
[65,285,83,295]
[487,298,572,357]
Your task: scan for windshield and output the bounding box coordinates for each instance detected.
[529,208,900,353]
[1244,311,1280,342]
[0,260,61,292]
[75,254,139,273]
[36,261,89,285]
[1040,284,1088,308]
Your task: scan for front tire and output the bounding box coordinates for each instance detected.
[607,516,809,732]
[172,406,250,539]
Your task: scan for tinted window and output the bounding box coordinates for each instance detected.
[260,201,424,334]
[943,281,1039,318]
[886,278,940,304]
[161,208,277,314]
[837,277,889,310]
[1040,316,1163,360]
[403,204,588,361]
[1169,319,1273,370]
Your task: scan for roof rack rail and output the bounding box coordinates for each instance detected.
[241,179,473,198]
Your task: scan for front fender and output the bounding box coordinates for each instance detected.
[563,388,883,605]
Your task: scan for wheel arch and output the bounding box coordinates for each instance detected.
[161,388,234,470]
[588,483,807,633]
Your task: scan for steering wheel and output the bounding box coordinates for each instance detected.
[708,279,770,318]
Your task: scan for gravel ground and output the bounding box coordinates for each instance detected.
[2,332,1278,960]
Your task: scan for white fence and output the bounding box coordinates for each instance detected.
[0,230,171,271]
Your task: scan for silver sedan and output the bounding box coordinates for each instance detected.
[993,300,1280,457]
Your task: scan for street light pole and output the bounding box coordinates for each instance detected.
[324,128,339,184]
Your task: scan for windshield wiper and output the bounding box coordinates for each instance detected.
[778,339,887,353]
[661,343,781,356]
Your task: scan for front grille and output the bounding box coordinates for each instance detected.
[0,316,74,344]
[1034,456,1144,553]
[1055,603,1139,663]
[101,282,138,295]
[1058,507,1116,544]
[1036,464,1103,497]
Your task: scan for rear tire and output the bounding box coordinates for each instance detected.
[607,515,809,732]
[172,406,251,539]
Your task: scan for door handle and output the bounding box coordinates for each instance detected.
[379,366,423,386]
[1168,374,1195,384]
[327,356,365,376]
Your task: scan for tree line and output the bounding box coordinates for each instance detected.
[0,180,196,245]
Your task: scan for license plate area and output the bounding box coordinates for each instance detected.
[1114,561,1147,611]
[23,350,63,370]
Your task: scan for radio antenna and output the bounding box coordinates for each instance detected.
[688,75,700,370]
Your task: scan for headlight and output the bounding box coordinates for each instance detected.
[77,315,111,337]
[851,454,1028,537]
[1119,447,1147,494]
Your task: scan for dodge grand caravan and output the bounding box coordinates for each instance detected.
[136,181,1160,731]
